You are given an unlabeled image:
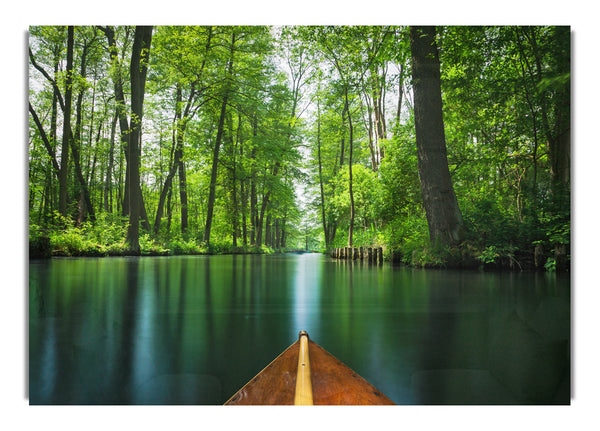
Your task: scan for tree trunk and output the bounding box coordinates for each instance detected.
[178,158,189,234]
[203,90,230,247]
[339,102,347,169]
[100,26,132,217]
[29,104,61,175]
[345,89,355,248]
[371,63,386,164]
[105,111,117,213]
[316,98,330,249]
[396,63,404,126]
[125,26,153,254]
[250,140,258,245]
[203,30,236,247]
[154,87,182,235]
[58,26,74,218]
[72,39,96,223]
[410,26,464,246]
[239,113,248,247]
[231,116,240,248]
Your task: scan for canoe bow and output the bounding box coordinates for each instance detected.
[224,331,395,405]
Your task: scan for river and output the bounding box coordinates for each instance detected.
[28,253,570,404]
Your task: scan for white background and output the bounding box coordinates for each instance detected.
[2,1,598,429]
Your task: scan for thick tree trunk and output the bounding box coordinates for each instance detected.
[410,26,464,246]
[125,26,153,254]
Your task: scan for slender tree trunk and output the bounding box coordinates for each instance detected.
[339,103,347,169]
[345,89,355,248]
[256,162,280,246]
[105,111,117,213]
[125,26,153,253]
[178,158,189,234]
[316,97,329,249]
[371,64,386,164]
[176,85,189,235]
[396,63,404,127]
[154,90,182,235]
[230,116,240,248]
[239,113,248,247]
[204,30,235,247]
[410,26,464,246]
[29,104,60,174]
[203,91,229,246]
[58,26,74,218]
[249,127,258,246]
[100,26,132,217]
[72,40,96,223]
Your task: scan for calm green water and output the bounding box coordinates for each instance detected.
[29,254,570,404]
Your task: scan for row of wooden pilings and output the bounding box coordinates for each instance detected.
[331,246,384,264]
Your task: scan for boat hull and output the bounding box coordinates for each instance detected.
[225,338,394,405]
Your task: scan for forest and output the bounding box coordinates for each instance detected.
[28,25,570,271]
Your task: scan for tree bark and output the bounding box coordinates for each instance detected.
[345,89,355,247]
[410,26,464,246]
[249,122,258,245]
[100,26,132,216]
[72,36,96,223]
[58,26,74,218]
[316,97,330,249]
[125,26,153,253]
[29,104,61,174]
[204,31,236,247]
[105,111,118,213]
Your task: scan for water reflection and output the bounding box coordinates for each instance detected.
[293,253,322,336]
[29,255,570,404]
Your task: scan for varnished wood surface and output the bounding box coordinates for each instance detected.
[225,337,395,405]
[308,340,394,405]
[294,332,314,405]
[224,340,299,405]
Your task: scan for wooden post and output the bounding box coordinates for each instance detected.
[368,247,373,263]
[294,331,314,405]
[378,247,383,264]
[359,247,364,260]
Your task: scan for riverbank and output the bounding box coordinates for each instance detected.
[28,235,279,259]
[30,233,569,272]
[329,243,569,272]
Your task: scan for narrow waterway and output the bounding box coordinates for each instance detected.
[28,253,570,404]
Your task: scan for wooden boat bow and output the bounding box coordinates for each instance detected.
[224,331,395,405]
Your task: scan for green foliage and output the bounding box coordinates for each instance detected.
[544,257,556,272]
[28,26,570,270]
[478,245,500,264]
[50,226,104,257]
[139,234,170,255]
